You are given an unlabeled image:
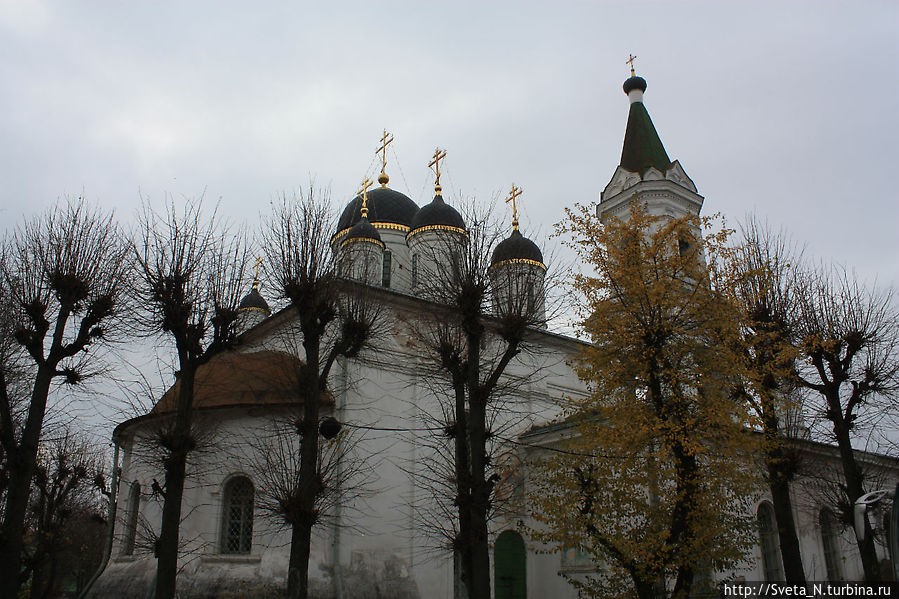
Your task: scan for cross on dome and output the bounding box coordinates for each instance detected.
[357,177,374,218]
[428,148,447,195]
[506,184,522,231]
[252,256,263,290]
[376,129,394,187]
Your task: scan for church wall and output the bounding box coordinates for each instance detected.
[96,291,587,598]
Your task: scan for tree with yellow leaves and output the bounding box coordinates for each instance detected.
[530,202,761,599]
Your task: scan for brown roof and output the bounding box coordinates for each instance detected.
[151,350,332,415]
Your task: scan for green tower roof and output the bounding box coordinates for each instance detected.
[619,98,671,175]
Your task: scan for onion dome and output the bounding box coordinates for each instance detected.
[407,193,466,239]
[490,229,546,270]
[340,215,384,249]
[623,75,647,95]
[332,187,419,244]
[238,286,271,316]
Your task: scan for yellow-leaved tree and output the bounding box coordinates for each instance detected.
[530,202,761,599]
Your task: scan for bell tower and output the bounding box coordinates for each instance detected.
[598,58,704,224]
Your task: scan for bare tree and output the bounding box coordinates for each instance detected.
[0,199,129,598]
[729,217,807,583]
[405,197,557,599]
[793,266,899,582]
[133,198,248,599]
[24,430,107,599]
[261,188,385,599]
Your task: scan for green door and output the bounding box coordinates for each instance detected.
[494,530,526,599]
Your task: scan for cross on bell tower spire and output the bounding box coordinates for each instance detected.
[626,54,637,77]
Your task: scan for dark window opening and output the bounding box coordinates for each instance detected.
[382,251,392,287]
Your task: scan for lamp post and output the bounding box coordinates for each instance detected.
[854,484,899,578]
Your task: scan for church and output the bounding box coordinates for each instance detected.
[89,71,898,598]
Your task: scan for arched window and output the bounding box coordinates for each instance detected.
[820,508,842,581]
[123,482,140,555]
[757,501,784,581]
[412,254,418,285]
[221,476,254,554]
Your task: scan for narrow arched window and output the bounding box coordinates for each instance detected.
[412,254,418,285]
[123,482,140,555]
[820,508,842,581]
[382,250,392,288]
[757,501,784,581]
[221,476,254,554]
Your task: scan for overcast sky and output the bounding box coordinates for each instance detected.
[2,1,896,287]
[1,1,897,438]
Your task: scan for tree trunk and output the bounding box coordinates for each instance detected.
[287,520,313,599]
[670,441,697,599]
[632,577,657,599]
[465,324,491,599]
[0,367,54,599]
[155,366,196,599]
[453,383,473,597]
[467,390,491,599]
[767,447,806,584]
[287,336,322,599]
[832,415,881,582]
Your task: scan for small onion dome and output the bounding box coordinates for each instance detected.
[623,75,647,95]
[490,229,546,270]
[332,187,419,244]
[239,286,271,316]
[407,194,466,239]
[340,216,385,249]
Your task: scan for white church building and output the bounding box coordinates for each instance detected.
[90,73,898,598]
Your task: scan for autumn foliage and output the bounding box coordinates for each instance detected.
[531,203,761,599]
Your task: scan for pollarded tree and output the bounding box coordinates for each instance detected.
[0,199,130,598]
[261,188,385,599]
[793,266,899,582]
[531,203,760,599]
[133,198,249,599]
[24,430,107,599]
[728,217,807,583]
[407,192,556,599]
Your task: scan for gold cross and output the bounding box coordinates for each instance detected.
[626,54,637,77]
[252,256,263,289]
[376,129,394,175]
[357,177,374,218]
[506,184,522,230]
[428,148,447,190]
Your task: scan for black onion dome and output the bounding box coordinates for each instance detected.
[342,217,384,247]
[409,194,466,233]
[336,187,419,233]
[239,287,271,315]
[623,75,647,95]
[490,229,545,268]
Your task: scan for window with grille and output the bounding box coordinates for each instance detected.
[757,501,784,581]
[221,476,254,554]
[123,482,140,555]
[820,508,842,581]
[382,251,392,287]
